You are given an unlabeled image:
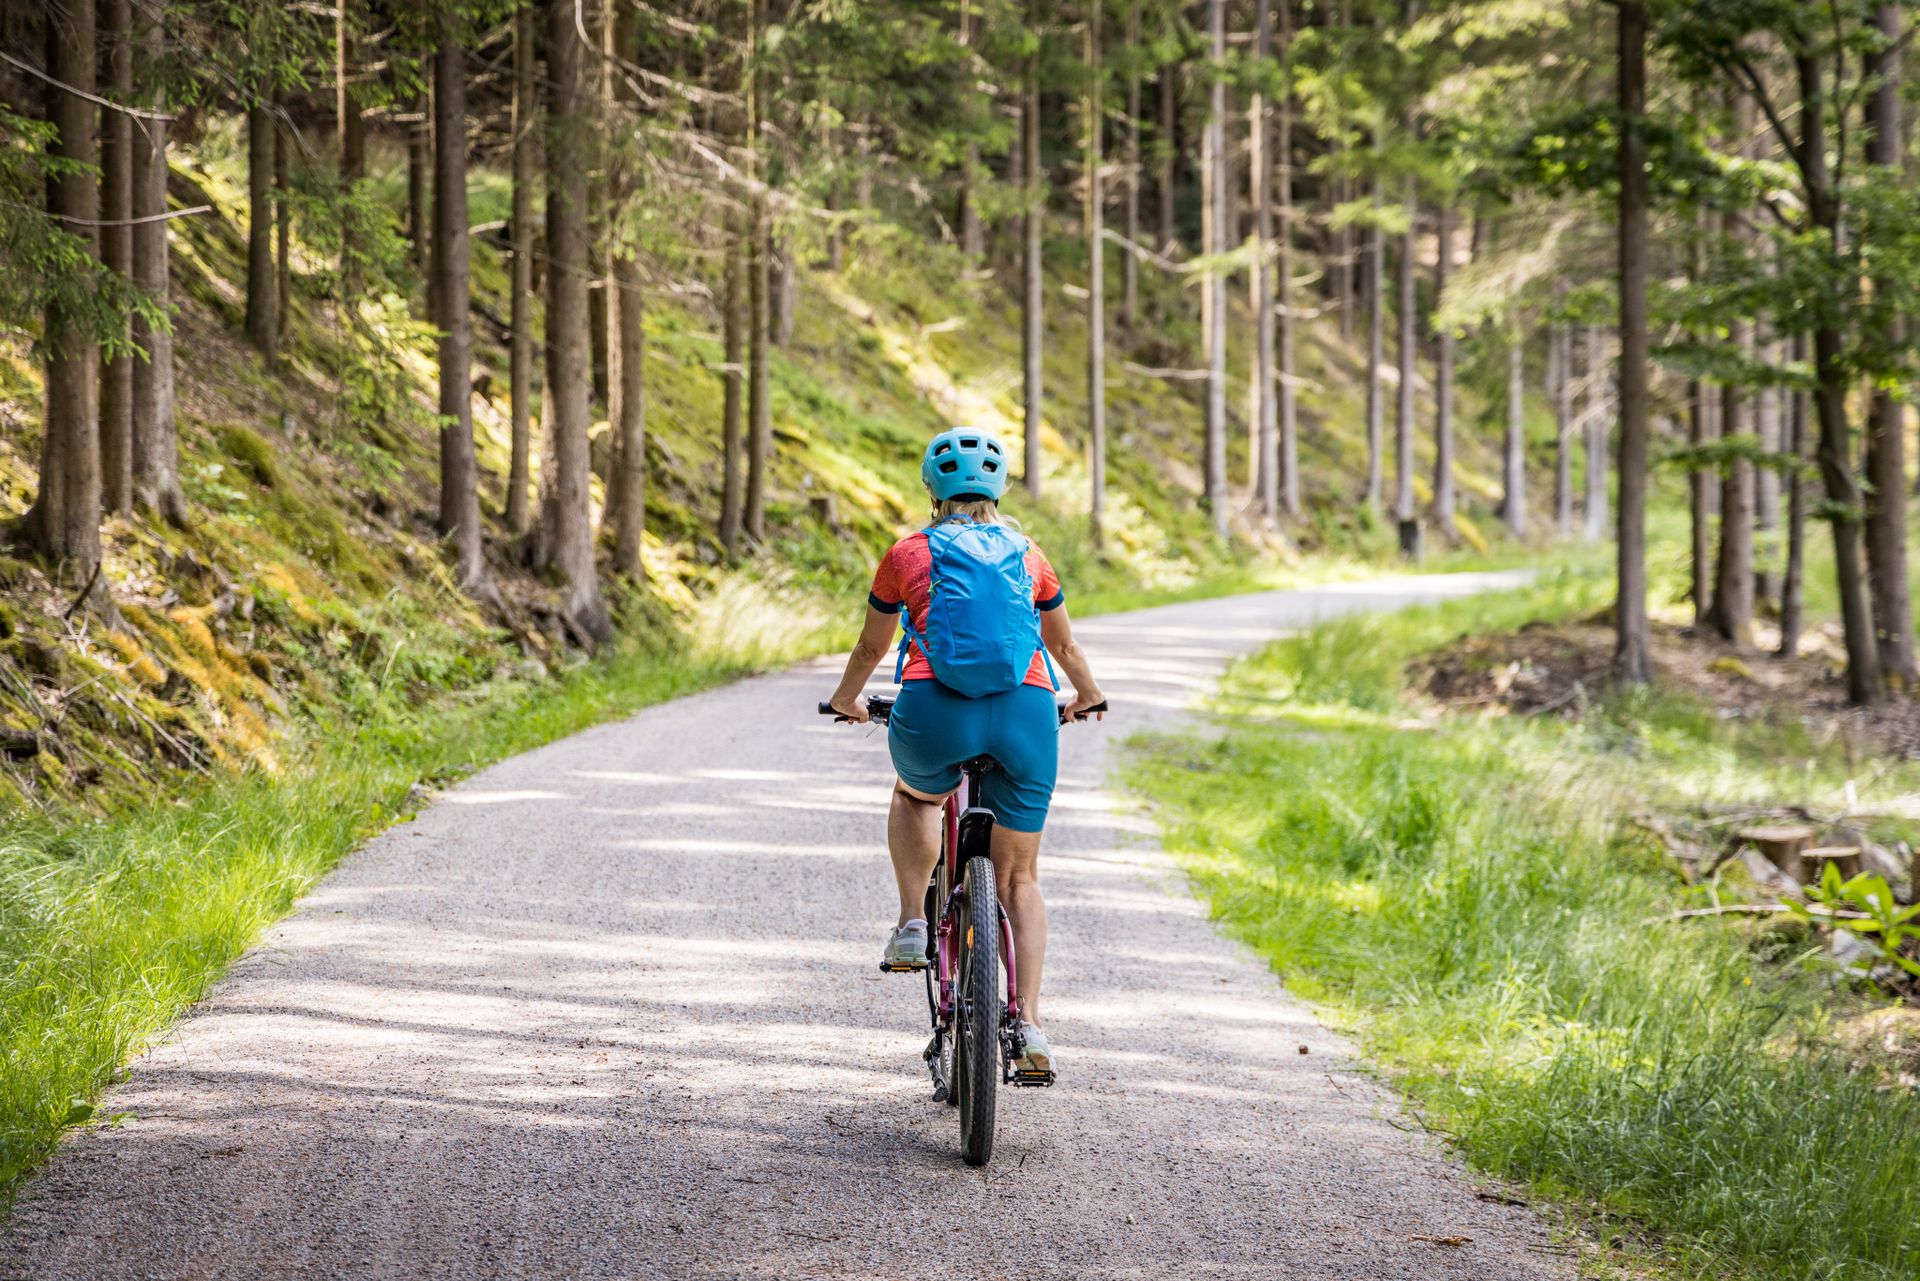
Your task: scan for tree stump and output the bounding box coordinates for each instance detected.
[1738,824,1814,881]
[1802,847,1863,883]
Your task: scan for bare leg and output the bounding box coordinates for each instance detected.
[887,783,946,926]
[992,826,1047,1025]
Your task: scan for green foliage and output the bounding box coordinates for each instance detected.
[0,109,167,358]
[1131,578,1920,1280]
[1788,867,1920,982]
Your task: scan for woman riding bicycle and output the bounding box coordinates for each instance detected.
[825,427,1107,1076]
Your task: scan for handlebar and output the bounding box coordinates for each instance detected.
[819,696,1108,726]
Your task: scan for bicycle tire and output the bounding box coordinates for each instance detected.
[954,853,1000,1166]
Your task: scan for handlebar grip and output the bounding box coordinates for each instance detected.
[1062,699,1110,722]
[817,702,838,716]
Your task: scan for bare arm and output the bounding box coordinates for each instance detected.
[827,605,900,723]
[1041,605,1106,720]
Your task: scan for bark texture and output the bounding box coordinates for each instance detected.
[25,0,103,577]
[1864,1,1915,687]
[433,34,486,594]
[130,0,185,525]
[507,2,537,538]
[99,0,134,516]
[1431,205,1455,535]
[1022,4,1045,500]
[543,0,611,639]
[1086,0,1106,545]
[245,102,277,362]
[1613,0,1652,683]
[1201,0,1228,534]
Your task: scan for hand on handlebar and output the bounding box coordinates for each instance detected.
[827,693,870,724]
[1064,688,1108,722]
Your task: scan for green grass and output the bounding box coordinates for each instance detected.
[1127,572,1920,1281]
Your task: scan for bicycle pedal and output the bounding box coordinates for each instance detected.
[878,961,927,974]
[1011,1069,1056,1087]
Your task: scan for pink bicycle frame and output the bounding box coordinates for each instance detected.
[932,769,1022,1028]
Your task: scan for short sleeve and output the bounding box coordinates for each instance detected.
[1030,545,1065,612]
[869,544,903,614]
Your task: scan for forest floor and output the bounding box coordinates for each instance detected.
[1131,569,1920,1281]
[1415,613,1920,758]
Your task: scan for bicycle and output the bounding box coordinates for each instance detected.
[818,692,1108,1167]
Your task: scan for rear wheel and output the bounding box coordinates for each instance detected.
[953,854,1000,1166]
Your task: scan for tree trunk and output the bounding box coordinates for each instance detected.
[1394,186,1417,550]
[337,0,364,182]
[958,0,984,259]
[746,219,771,542]
[1614,4,1652,683]
[408,90,429,274]
[1709,318,1754,646]
[720,216,746,561]
[1584,325,1608,541]
[1121,0,1141,329]
[1431,203,1454,535]
[1753,341,1781,607]
[1156,60,1177,253]
[1249,0,1274,522]
[608,0,646,577]
[544,0,611,639]
[1363,172,1383,514]
[245,101,277,363]
[433,33,486,594]
[130,0,185,525]
[1086,0,1106,545]
[1503,334,1526,538]
[1687,211,1715,625]
[744,0,773,544]
[1276,0,1298,520]
[1552,321,1572,535]
[1779,333,1809,658]
[337,0,365,289]
[1689,386,1717,627]
[1202,0,1228,535]
[1022,4,1044,500]
[1864,0,1915,687]
[770,240,795,347]
[1333,0,1353,342]
[274,90,291,341]
[99,0,133,516]
[24,0,103,578]
[507,1,537,538]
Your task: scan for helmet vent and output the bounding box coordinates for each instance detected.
[982,459,1000,472]
[938,459,959,474]
[960,437,979,449]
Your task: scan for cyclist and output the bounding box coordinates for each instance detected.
[825,427,1107,1076]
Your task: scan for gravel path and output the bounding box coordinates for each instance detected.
[4,571,1574,1281]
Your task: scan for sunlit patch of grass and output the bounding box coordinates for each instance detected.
[1128,575,1920,1281]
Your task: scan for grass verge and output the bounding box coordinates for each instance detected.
[1126,570,1920,1281]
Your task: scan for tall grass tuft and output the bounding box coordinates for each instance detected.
[1130,573,1920,1281]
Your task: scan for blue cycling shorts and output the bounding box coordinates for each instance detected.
[888,680,1059,833]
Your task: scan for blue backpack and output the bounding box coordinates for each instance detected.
[895,519,1054,697]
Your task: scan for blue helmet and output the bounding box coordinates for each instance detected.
[921,427,1011,501]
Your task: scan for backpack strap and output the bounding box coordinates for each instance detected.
[894,525,949,684]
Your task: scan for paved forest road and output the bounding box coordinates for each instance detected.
[4,571,1574,1281]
